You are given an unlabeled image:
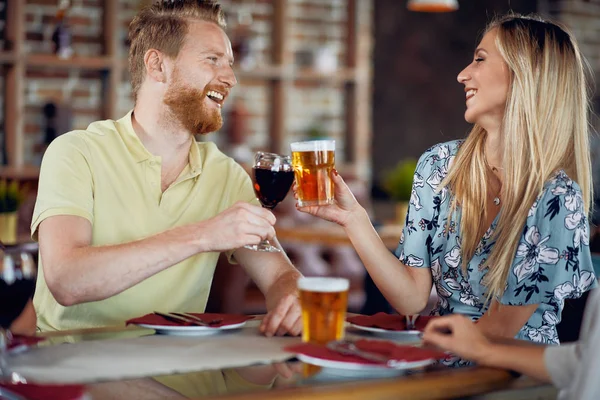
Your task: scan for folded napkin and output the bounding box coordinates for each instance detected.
[347,313,435,331]
[0,382,86,400]
[8,334,45,352]
[285,339,447,367]
[126,313,253,328]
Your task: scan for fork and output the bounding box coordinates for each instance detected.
[405,314,419,331]
[153,311,208,326]
[326,340,391,365]
[172,312,223,326]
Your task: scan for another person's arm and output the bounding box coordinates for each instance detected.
[423,315,552,382]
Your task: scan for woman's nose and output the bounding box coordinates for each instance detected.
[457,67,470,84]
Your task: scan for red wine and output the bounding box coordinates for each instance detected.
[253,168,294,210]
[0,279,35,329]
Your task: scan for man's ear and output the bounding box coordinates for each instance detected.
[144,49,168,84]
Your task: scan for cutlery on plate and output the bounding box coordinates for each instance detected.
[326,340,391,365]
[405,314,419,331]
[172,312,222,326]
[153,311,208,326]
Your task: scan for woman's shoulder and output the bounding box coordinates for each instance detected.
[529,170,585,218]
[416,139,464,172]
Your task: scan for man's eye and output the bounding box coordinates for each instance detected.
[208,57,218,62]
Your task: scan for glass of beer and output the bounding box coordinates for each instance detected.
[298,277,349,344]
[290,140,335,207]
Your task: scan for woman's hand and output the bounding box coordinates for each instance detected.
[421,314,491,364]
[294,170,364,228]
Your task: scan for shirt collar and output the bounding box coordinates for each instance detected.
[117,110,203,177]
[117,110,153,163]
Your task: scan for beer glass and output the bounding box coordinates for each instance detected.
[298,277,349,344]
[290,140,335,207]
[244,152,294,253]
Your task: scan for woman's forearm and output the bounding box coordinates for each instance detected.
[343,209,432,314]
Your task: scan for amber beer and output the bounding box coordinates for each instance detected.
[298,277,349,344]
[290,140,335,207]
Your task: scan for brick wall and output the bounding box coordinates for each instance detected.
[2,0,354,165]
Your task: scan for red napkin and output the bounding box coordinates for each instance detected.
[0,382,86,400]
[285,339,447,366]
[126,313,253,328]
[8,334,45,352]
[347,313,436,331]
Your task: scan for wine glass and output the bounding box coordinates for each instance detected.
[244,152,294,253]
[0,247,37,383]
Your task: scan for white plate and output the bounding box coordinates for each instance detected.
[348,323,421,339]
[296,352,435,371]
[136,321,247,336]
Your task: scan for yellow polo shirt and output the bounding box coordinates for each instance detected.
[32,111,258,332]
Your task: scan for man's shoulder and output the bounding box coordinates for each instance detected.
[51,117,122,148]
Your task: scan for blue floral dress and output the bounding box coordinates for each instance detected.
[396,140,597,344]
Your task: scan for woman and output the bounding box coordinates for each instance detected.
[296,14,597,344]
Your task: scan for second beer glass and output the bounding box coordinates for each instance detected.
[290,140,335,207]
[298,277,349,344]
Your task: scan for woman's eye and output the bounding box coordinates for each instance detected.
[475,57,484,63]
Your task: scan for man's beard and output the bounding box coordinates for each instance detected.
[163,74,223,135]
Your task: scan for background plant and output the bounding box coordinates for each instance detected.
[0,180,26,213]
[382,159,417,202]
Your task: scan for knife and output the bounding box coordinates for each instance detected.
[153,311,206,326]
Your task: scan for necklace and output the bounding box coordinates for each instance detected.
[489,166,502,206]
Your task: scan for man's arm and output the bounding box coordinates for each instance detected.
[233,237,303,337]
[39,202,277,306]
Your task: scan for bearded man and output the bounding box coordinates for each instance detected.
[31,0,303,336]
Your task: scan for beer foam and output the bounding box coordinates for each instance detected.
[297,277,349,292]
[290,140,335,152]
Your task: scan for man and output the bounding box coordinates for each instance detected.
[31,0,302,336]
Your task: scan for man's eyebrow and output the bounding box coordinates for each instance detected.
[200,49,234,63]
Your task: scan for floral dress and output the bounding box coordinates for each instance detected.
[396,140,597,344]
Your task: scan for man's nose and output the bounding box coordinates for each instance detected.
[220,66,237,88]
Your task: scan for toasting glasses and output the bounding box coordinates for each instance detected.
[0,248,36,383]
[244,152,294,253]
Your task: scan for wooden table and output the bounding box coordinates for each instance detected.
[276,223,403,249]
[31,325,555,400]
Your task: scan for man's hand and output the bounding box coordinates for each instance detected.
[421,314,491,364]
[196,202,277,252]
[260,293,302,337]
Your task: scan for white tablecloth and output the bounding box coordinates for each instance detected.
[10,321,300,384]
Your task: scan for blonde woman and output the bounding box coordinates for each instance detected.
[297,14,597,345]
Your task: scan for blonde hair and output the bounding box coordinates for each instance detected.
[441,14,593,302]
[128,0,226,101]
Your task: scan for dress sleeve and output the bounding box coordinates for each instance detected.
[501,173,597,306]
[394,147,443,269]
[31,133,94,240]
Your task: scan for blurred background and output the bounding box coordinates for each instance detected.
[0,0,598,314]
